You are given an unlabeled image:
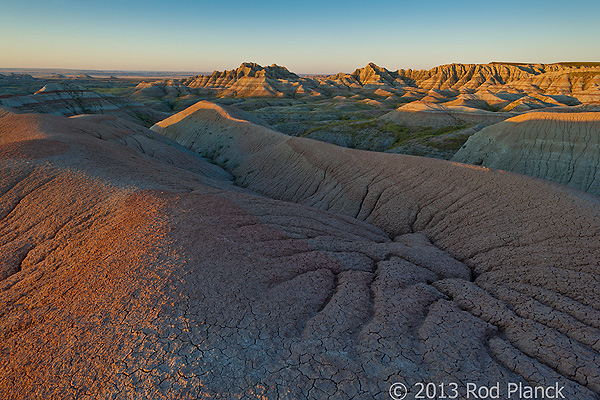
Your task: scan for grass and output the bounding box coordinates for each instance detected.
[93,87,132,96]
[385,123,468,150]
[382,122,412,146]
[297,114,470,154]
[301,119,353,136]
[425,133,472,151]
[132,111,155,127]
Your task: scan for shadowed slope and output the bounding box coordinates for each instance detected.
[0,109,405,399]
[154,101,600,396]
[1,103,599,399]
[452,112,600,196]
[0,83,169,126]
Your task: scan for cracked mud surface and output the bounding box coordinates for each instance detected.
[1,104,599,399]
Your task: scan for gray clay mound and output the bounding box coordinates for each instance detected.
[0,102,598,399]
[453,111,600,196]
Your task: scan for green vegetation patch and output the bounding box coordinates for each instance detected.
[385,123,468,150]
[424,132,472,152]
[297,114,470,154]
[93,87,133,96]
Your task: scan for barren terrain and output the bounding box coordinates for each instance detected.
[453,111,600,196]
[1,60,599,398]
[1,100,598,399]
[4,62,600,161]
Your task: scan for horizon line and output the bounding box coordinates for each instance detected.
[2,61,600,77]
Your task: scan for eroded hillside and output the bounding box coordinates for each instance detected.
[137,62,600,103]
[4,62,599,159]
[129,62,600,159]
[452,111,600,196]
[0,82,168,126]
[1,103,598,398]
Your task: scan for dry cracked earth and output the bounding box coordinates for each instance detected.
[1,102,599,399]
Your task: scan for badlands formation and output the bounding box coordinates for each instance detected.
[133,62,600,120]
[453,112,600,196]
[1,99,598,399]
[0,82,168,126]
[137,62,600,104]
[132,63,600,192]
[3,62,600,181]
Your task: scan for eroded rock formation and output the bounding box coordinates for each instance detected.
[137,62,600,107]
[134,62,321,100]
[452,111,600,196]
[151,101,599,397]
[1,102,598,399]
[0,83,168,126]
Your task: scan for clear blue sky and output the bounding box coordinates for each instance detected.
[1,0,599,74]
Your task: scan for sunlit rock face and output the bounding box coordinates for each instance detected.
[453,111,600,196]
[1,102,599,399]
[396,63,600,97]
[135,62,322,99]
[136,62,600,105]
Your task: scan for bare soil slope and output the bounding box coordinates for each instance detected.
[1,103,598,399]
[452,112,600,196]
[152,101,600,397]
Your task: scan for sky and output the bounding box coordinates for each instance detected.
[1,0,599,74]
